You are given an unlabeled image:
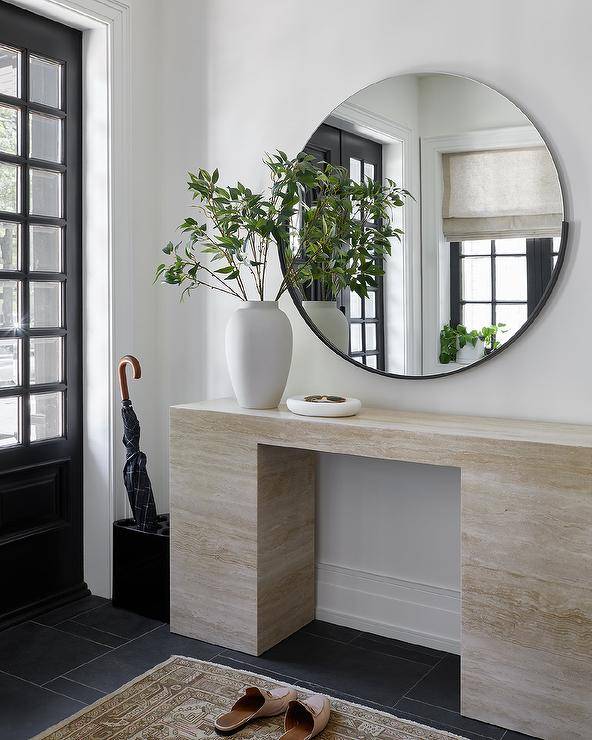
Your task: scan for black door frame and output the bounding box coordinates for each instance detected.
[0,0,86,628]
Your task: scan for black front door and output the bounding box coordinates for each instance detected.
[0,1,85,627]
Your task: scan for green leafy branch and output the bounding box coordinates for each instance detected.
[155,151,412,302]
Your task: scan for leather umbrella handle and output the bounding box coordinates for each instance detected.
[118,355,141,401]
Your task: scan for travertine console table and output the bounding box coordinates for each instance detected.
[169,398,592,739]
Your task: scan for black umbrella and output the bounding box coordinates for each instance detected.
[118,355,158,532]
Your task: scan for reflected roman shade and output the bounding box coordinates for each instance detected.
[442,147,563,241]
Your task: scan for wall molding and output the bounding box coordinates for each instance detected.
[327,101,413,144]
[13,0,133,596]
[325,101,422,375]
[316,561,460,654]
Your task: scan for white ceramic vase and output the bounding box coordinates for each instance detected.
[302,300,349,353]
[456,338,485,365]
[225,301,293,409]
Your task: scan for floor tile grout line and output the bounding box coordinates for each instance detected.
[350,632,446,658]
[301,630,365,648]
[345,641,438,667]
[394,692,504,732]
[0,666,85,706]
[291,678,395,708]
[0,669,87,707]
[218,656,313,687]
[43,675,106,694]
[65,617,157,641]
[308,634,361,647]
[38,684,88,707]
[30,620,122,650]
[296,631,440,669]
[218,658,412,711]
[37,600,110,627]
[393,654,447,707]
[59,623,165,680]
[392,695,508,740]
[394,704,503,740]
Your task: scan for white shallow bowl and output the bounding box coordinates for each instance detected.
[286,395,362,418]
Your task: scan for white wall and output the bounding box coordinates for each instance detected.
[149,0,591,648]
[151,0,590,650]
[418,73,529,137]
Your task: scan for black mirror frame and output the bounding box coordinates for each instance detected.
[283,72,570,380]
[282,221,568,380]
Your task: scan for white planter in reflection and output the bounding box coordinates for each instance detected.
[302,300,349,354]
[225,301,292,409]
[456,338,485,365]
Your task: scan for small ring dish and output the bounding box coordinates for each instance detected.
[287,395,362,417]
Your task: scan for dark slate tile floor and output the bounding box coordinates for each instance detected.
[0,598,540,740]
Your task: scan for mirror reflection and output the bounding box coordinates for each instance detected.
[293,73,565,376]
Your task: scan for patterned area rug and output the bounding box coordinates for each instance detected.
[36,656,464,739]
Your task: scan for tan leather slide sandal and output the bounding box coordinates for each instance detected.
[214,685,297,734]
[279,694,331,740]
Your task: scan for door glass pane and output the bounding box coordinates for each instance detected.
[349,158,361,183]
[0,338,20,387]
[495,304,528,342]
[0,104,19,154]
[29,56,61,109]
[0,46,20,98]
[461,240,491,256]
[365,323,377,351]
[0,396,19,446]
[365,355,377,369]
[30,391,63,441]
[349,291,362,319]
[363,162,375,181]
[29,112,62,162]
[30,337,62,384]
[0,279,20,328]
[365,291,376,318]
[30,281,61,327]
[0,162,20,212]
[350,323,362,352]
[462,303,492,331]
[30,168,62,217]
[494,238,526,255]
[0,221,20,270]
[461,257,491,301]
[495,256,527,301]
[30,225,61,272]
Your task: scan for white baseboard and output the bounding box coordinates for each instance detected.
[315,562,461,654]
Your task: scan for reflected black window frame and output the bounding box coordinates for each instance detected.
[450,237,557,336]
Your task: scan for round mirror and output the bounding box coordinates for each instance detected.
[287,73,567,377]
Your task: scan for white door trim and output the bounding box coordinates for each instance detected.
[8,0,132,597]
[325,102,421,375]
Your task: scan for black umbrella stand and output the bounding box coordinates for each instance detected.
[112,355,170,622]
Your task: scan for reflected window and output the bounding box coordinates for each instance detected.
[451,237,558,345]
